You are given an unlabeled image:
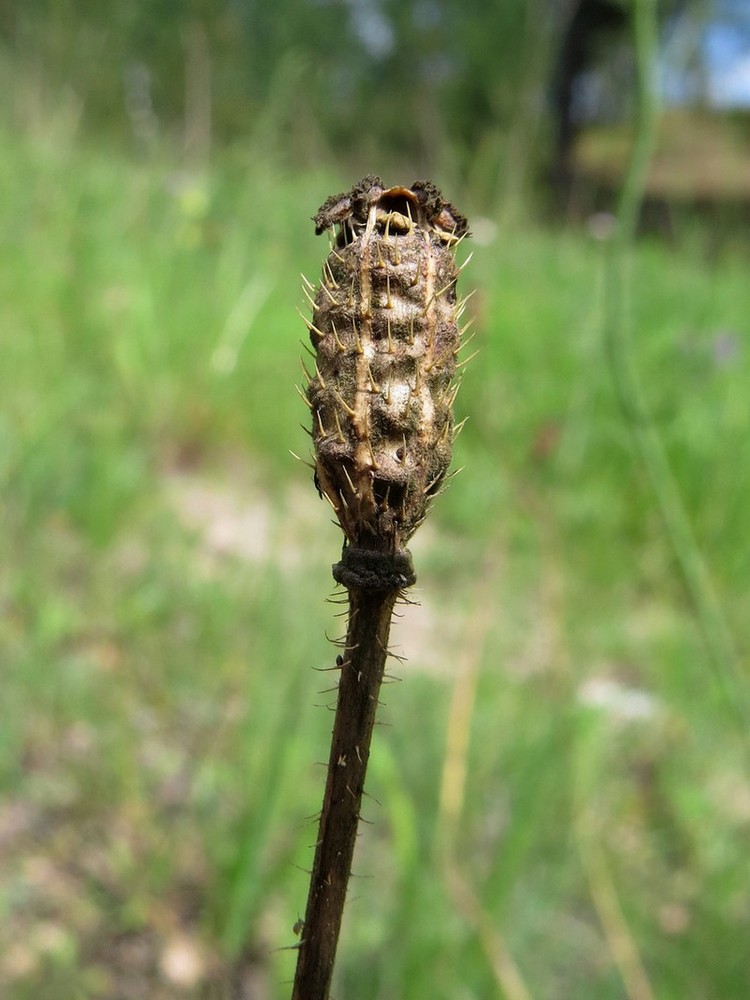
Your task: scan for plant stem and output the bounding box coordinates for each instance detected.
[294,177,469,995]
[292,583,399,1000]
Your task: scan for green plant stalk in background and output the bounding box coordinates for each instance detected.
[602,0,748,736]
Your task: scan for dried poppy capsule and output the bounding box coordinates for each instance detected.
[303,175,470,558]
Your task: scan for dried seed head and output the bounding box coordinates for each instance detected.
[305,176,471,553]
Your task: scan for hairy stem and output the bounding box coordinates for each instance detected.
[292,584,399,1000]
[294,178,469,995]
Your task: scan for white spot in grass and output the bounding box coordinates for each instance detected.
[578,676,658,722]
[470,217,498,247]
[169,472,272,563]
[159,935,206,988]
[587,212,617,241]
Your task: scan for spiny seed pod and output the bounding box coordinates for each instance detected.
[302,175,471,555]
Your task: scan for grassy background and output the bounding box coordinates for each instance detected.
[2,111,750,999]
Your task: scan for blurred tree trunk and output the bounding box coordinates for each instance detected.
[549,0,629,189]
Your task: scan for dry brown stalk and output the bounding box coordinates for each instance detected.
[292,176,471,999]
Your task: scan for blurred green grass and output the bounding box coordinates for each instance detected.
[2,118,749,999]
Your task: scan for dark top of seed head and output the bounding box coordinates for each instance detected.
[410,180,470,237]
[313,174,385,234]
[313,176,469,238]
[313,196,350,235]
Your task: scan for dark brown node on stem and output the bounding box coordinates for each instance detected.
[332,545,416,591]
